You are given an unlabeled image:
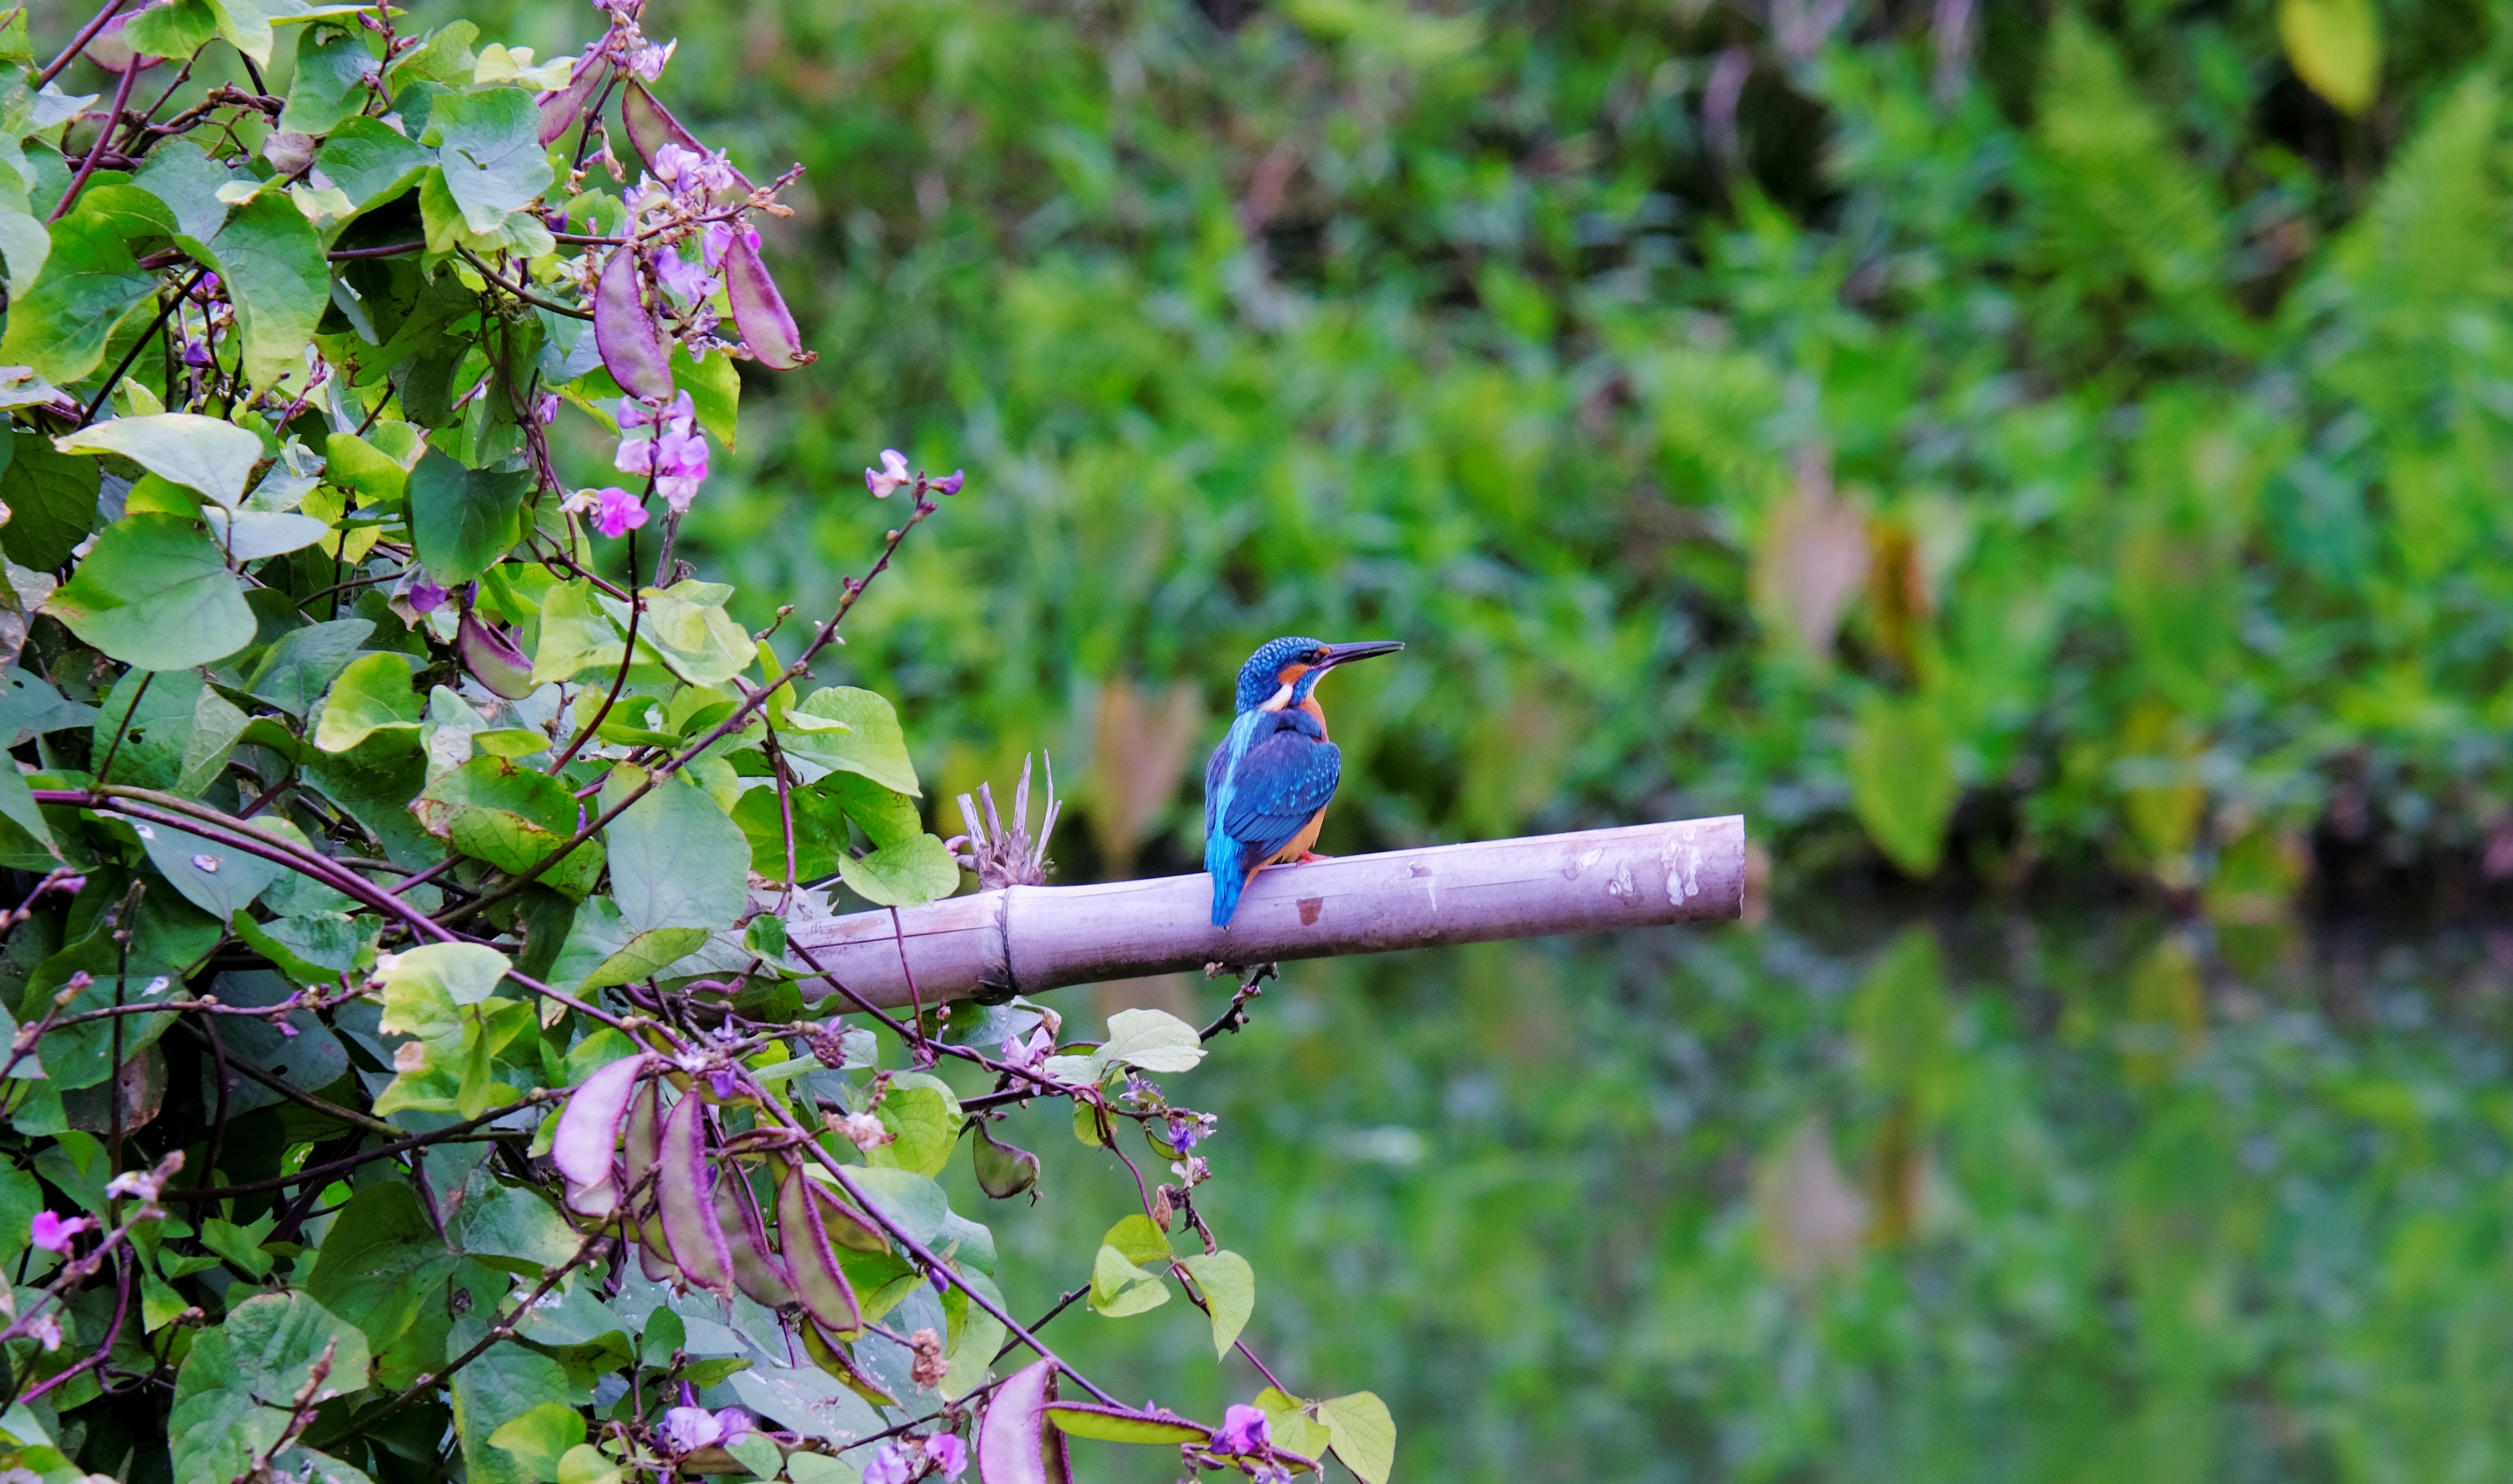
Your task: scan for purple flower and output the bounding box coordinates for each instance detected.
[702,221,762,270]
[535,392,560,424]
[180,340,212,367]
[655,245,719,306]
[620,391,696,436]
[924,1434,968,1479]
[29,1211,87,1253]
[863,1444,913,1484]
[1215,1404,1271,1455]
[931,469,965,496]
[651,142,704,187]
[866,449,912,499]
[587,486,648,539]
[617,420,711,513]
[1168,1115,1200,1151]
[408,579,450,615]
[627,37,675,80]
[1000,1026,1054,1070]
[659,1405,722,1453]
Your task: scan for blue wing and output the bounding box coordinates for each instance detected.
[1223,718,1341,864]
[1203,710,1339,927]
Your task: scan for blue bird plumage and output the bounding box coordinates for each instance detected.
[1204,636,1402,927]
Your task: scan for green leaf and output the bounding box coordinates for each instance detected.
[169,1291,373,1483]
[528,577,624,686]
[836,832,961,908]
[450,1313,576,1484]
[207,0,276,64]
[73,183,178,243]
[324,428,420,506]
[1178,1250,1254,1358]
[89,668,244,794]
[181,191,328,391]
[544,895,706,993]
[41,514,255,670]
[1101,1213,1172,1267]
[0,427,97,571]
[1098,1008,1207,1075]
[206,505,330,560]
[0,207,48,304]
[842,1164,947,1247]
[672,343,738,451]
[314,651,422,751]
[247,617,373,715]
[0,210,155,383]
[1255,1389,1331,1462]
[625,583,754,688]
[781,686,920,795]
[1089,1243,1170,1317]
[279,24,373,136]
[408,450,530,586]
[387,19,478,90]
[488,1403,584,1483]
[0,1169,40,1271]
[449,1167,578,1273]
[132,139,235,242]
[1845,692,1958,878]
[375,941,512,1006]
[126,0,218,60]
[54,412,263,508]
[315,116,436,214]
[134,814,283,920]
[201,1213,279,1278]
[0,768,53,861]
[870,1073,962,1178]
[555,1444,625,1484]
[602,767,748,934]
[420,757,606,898]
[1041,1403,1208,1444]
[422,86,553,235]
[1318,1392,1397,1484]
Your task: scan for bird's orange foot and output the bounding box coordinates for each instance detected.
[1295,851,1335,863]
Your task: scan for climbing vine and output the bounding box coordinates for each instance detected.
[0,2,1389,1479]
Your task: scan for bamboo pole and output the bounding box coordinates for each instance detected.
[784,815,1746,1009]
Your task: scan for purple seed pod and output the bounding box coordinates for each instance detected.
[538,55,610,146]
[554,1054,649,1216]
[775,1160,864,1334]
[619,81,752,203]
[657,1091,738,1295]
[594,247,677,401]
[979,1359,1072,1484]
[723,234,815,371]
[456,605,539,701]
[718,1163,800,1310]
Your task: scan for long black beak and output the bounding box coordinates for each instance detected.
[1316,640,1404,670]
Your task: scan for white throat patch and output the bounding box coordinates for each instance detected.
[1257,682,1296,712]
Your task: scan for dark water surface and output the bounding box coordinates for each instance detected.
[937,907,2513,1483]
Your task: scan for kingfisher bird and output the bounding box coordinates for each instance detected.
[1203,635,1403,928]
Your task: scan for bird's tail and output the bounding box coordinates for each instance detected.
[1206,835,1246,928]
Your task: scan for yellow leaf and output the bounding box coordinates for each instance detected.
[2280,0,2380,115]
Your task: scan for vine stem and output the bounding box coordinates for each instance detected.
[35,0,134,85]
[441,488,946,928]
[162,1089,560,1202]
[734,1064,1123,1408]
[51,58,138,222]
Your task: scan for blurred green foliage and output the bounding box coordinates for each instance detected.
[454,0,2513,898]
[964,917,2513,1482]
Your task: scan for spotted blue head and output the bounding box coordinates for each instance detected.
[1230,636,1404,714]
